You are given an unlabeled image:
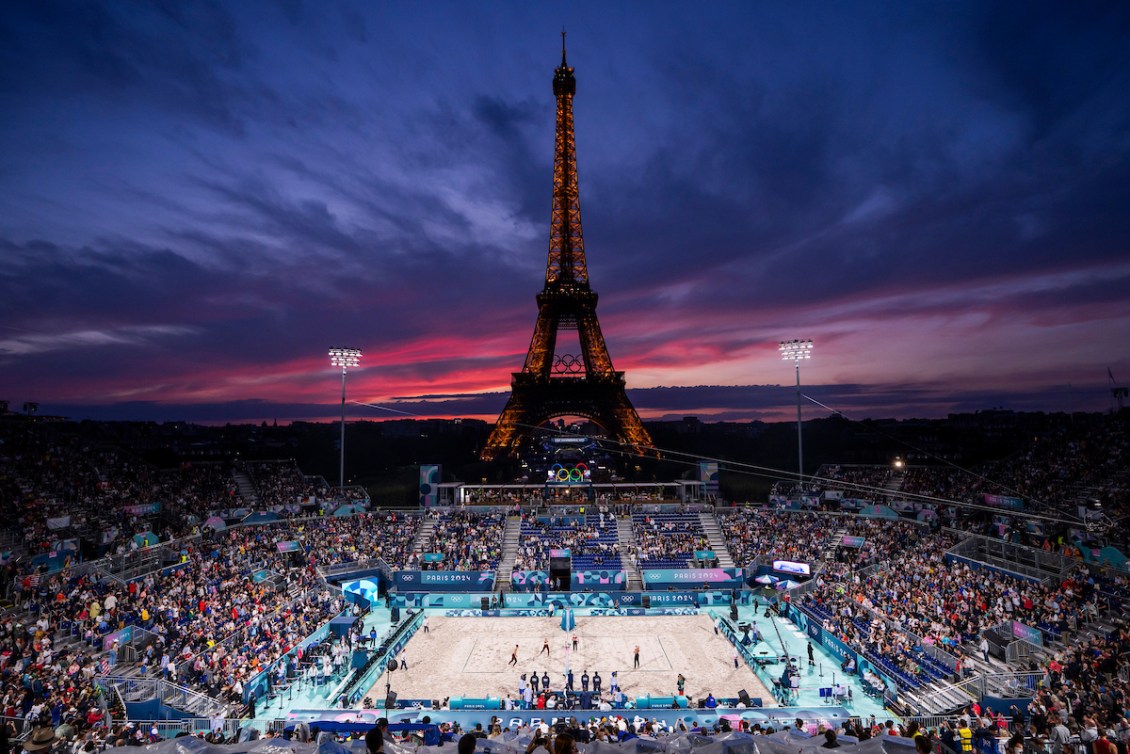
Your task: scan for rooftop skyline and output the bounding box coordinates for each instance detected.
[1,2,1128,425]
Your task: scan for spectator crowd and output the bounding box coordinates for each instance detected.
[630,513,710,569]
[424,510,505,571]
[1,411,1128,751]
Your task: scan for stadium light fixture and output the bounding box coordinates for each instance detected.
[329,347,362,493]
[779,339,813,492]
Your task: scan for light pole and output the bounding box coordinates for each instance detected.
[779,339,813,492]
[328,347,362,494]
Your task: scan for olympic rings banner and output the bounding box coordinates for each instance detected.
[545,463,592,484]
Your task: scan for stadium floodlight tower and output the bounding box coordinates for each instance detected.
[328,347,362,494]
[779,339,813,493]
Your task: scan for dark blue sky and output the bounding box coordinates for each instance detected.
[1,1,1128,424]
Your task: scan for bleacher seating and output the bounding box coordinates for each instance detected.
[514,512,621,571]
[632,512,709,569]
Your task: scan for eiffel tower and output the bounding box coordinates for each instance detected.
[482,37,654,461]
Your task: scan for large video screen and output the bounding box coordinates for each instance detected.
[772,559,811,576]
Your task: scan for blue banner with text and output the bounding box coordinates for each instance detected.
[642,567,744,590]
[394,570,495,592]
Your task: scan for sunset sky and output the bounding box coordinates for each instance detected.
[1,2,1128,424]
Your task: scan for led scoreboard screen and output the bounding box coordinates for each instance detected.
[772,559,811,576]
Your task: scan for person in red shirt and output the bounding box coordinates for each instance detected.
[1093,732,1117,754]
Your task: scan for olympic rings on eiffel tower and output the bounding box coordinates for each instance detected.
[548,462,589,483]
[552,354,584,374]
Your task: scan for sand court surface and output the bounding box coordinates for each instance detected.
[365,613,773,705]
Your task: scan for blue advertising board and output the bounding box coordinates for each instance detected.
[643,592,698,606]
[449,698,502,710]
[511,570,549,591]
[283,705,852,733]
[394,570,494,592]
[123,502,162,516]
[103,626,133,652]
[573,569,625,591]
[560,592,621,608]
[510,570,626,592]
[390,593,486,609]
[387,589,739,610]
[642,567,744,590]
[1010,621,1044,646]
[983,493,1025,510]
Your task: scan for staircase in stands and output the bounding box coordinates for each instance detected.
[232,470,259,507]
[494,515,523,594]
[412,515,436,556]
[616,516,643,590]
[698,511,736,568]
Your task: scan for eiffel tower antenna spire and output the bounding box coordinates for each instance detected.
[482,41,653,461]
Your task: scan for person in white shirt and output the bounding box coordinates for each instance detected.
[1114,720,1130,747]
